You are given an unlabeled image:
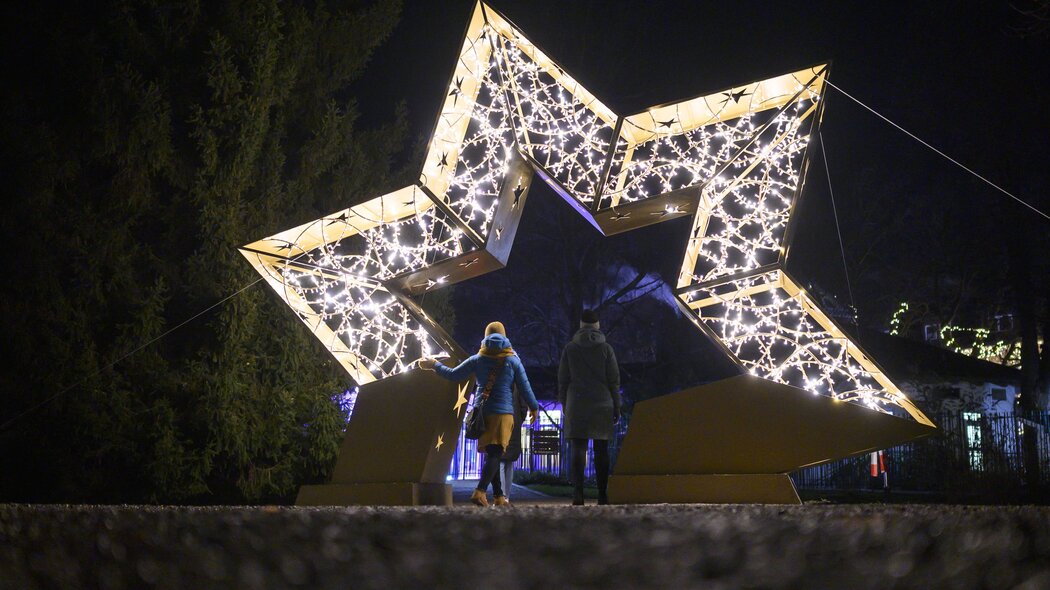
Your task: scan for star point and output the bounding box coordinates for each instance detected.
[239,4,927,426]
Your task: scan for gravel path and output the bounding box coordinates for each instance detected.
[3,503,1049,589]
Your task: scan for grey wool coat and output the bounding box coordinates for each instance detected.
[558,327,621,440]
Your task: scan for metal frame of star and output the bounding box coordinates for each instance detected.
[240,2,933,427]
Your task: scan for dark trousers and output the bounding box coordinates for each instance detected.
[570,438,609,495]
[478,444,504,497]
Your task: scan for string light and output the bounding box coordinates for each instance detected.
[889,301,910,336]
[940,325,1022,367]
[693,272,901,413]
[240,3,930,426]
[489,32,616,205]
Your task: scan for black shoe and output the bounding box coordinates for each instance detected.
[572,487,585,506]
[597,490,608,505]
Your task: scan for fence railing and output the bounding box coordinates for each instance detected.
[448,403,627,481]
[449,408,1050,494]
[791,411,1050,492]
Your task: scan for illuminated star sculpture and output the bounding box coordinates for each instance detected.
[240,2,933,429]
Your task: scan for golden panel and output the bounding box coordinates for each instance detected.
[614,375,936,477]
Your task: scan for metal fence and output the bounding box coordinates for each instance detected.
[790,411,1050,493]
[449,408,1050,494]
[448,402,628,481]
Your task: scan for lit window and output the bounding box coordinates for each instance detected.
[963,412,983,471]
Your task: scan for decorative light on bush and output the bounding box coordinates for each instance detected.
[939,325,1022,367]
[889,301,910,336]
[241,2,932,427]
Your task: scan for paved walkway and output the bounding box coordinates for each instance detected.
[451,479,562,505]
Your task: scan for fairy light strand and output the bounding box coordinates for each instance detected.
[243,5,929,425]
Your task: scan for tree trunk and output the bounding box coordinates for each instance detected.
[1009,233,1042,492]
[1038,295,1050,408]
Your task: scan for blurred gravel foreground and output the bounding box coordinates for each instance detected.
[3,503,1050,590]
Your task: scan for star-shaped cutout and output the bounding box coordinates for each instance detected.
[652,204,684,217]
[512,182,525,208]
[434,433,445,450]
[439,152,449,169]
[426,275,449,290]
[459,257,480,268]
[413,275,451,291]
[327,212,350,226]
[656,117,677,130]
[610,210,631,221]
[720,87,752,106]
[448,76,464,106]
[452,382,469,415]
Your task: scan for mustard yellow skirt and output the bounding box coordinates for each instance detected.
[477,414,514,452]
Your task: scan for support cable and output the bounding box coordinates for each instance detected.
[818,132,858,325]
[540,406,563,432]
[9,80,1042,433]
[823,79,1050,222]
[0,278,262,433]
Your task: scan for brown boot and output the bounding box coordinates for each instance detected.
[470,489,489,507]
[494,495,511,507]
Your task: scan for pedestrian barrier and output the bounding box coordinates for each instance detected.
[448,406,628,481]
[450,409,1050,495]
[791,411,1050,493]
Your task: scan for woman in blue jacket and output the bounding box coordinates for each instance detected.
[419,321,539,507]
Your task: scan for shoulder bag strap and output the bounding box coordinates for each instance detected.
[479,357,507,401]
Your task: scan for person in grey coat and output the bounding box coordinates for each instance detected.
[558,309,621,505]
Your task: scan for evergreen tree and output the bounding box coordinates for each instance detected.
[0,0,405,503]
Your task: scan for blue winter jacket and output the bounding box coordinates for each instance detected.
[434,333,539,416]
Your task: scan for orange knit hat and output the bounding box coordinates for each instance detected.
[485,321,506,337]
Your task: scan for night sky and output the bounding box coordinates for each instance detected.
[347,0,1049,336]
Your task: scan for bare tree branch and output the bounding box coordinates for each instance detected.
[596,271,645,312]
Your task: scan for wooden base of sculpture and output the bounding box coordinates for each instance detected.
[295,368,468,507]
[608,375,938,505]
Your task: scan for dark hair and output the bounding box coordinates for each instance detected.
[581,309,599,324]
